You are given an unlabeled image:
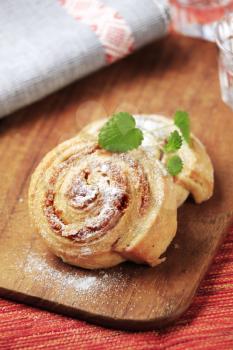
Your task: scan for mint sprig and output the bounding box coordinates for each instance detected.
[164,110,191,176]
[98,110,190,177]
[174,110,190,144]
[98,112,143,152]
[163,130,182,153]
[166,155,183,176]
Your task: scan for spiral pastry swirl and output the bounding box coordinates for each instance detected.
[29,132,177,269]
[29,114,213,269]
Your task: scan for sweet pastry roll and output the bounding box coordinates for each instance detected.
[134,114,214,204]
[29,113,213,270]
[29,135,177,269]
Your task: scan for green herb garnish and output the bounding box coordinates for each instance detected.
[165,110,191,176]
[163,130,182,153]
[174,110,190,144]
[98,112,143,152]
[98,110,190,177]
[166,155,183,176]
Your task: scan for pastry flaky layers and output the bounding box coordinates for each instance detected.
[29,115,214,269]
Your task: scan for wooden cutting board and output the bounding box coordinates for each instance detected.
[0,34,233,331]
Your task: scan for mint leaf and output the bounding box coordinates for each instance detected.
[163,130,182,153]
[174,111,190,144]
[98,112,143,152]
[166,155,183,176]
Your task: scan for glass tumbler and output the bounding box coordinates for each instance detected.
[169,0,233,41]
[216,13,233,110]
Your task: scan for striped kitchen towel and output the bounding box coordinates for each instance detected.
[0,0,170,118]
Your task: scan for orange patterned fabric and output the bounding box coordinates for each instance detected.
[0,228,233,350]
[60,0,135,63]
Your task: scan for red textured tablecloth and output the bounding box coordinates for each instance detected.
[0,227,233,350]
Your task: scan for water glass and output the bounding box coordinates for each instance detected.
[216,13,233,110]
[170,0,233,41]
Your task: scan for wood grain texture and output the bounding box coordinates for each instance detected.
[0,34,233,331]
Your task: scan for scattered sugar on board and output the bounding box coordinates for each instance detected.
[23,251,128,301]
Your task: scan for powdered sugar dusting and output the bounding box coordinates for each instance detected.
[135,114,173,140]
[68,177,98,209]
[85,179,125,228]
[52,161,128,238]
[23,250,128,299]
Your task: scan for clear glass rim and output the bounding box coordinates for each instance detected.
[215,12,233,56]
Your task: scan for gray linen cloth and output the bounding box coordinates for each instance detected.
[0,0,170,118]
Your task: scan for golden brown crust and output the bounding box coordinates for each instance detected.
[175,137,214,203]
[28,114,213,270]
[29,130,177,269]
